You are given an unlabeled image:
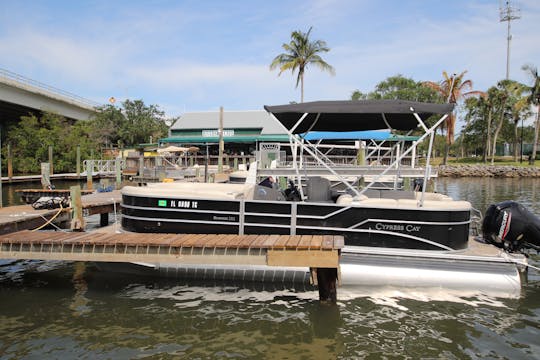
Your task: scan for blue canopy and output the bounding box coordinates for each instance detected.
[303,130,391,141]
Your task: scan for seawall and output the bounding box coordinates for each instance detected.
[438,165,540,178]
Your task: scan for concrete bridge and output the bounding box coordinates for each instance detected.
[0,68,100,123]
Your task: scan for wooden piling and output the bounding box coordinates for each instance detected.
[76,145,81,177]
[48,145,53,175]
[70,185,85,231]
[100,213,108,227]
[7,144,13,180]
[316,267,338,303]
[86,160,93,190]
[218,106,224,173]
[41,163,51,189]
[115,158,122,189]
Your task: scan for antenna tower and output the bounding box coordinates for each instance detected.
[499,1,521,79]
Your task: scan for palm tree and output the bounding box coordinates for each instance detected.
[423,71,484,165]
[270,27,335,102]
[522,64,540,165]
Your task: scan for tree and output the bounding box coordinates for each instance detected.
[352,75,442,133]
[6,112,96,174]
[270,27,335,102]
[365,74,441,103]
[509,85,531,161]
[423,71,484,165]
[522,64,540,165]
[90,99,169,148]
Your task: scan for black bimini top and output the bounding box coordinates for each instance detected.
[264,100,454,134]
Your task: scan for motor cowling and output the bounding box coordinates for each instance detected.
[482,201,540,252]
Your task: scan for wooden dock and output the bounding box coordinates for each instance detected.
[0,190,121,234]
[0,231,343,301]
[1,172,113,184]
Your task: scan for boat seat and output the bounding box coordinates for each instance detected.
[306,176,333,202]
[397,198,472,210]
[253,185,285,201]
[379,190,416,200]
[415,192,453,201]
[354,198,398,208]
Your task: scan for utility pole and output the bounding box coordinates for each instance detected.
[499,0,521,80]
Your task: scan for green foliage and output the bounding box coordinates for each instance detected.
[6,112,97,174]
[3,99,169,174]
[90,99,169,148]
[270,27,335,102]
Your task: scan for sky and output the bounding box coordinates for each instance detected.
[1,0,539,120]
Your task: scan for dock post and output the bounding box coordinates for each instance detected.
[233,157,238,171]
[70,185,85,231]
[218,106,224,173]
[115,157,122,189]
[316,268,338,303]
[76,145,81,177]
[138,156,144,179]
[86,160,93,190]
[41,163,51,189]
[48,145,53,175]
[7,143,13,180]
[357,141,366,166]
[403,177,411,191]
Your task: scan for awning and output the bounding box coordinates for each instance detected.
[264,100,453,134]
[157,145,197,153]
[303,130,391,141]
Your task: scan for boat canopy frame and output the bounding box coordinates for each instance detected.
[264,100,453,206]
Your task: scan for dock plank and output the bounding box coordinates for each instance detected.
[285,235,302,249]
[297,235,314,250]
[238,235,259,248]
[272,235,291,249]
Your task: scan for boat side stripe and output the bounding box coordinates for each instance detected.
[122,215,454,250]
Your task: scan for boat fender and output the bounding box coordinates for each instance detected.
[482,201,540,252]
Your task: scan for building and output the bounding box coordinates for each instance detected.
[159,110,289,156]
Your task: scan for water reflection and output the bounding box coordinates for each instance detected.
[438,177,540,215]
[0,178,539,358]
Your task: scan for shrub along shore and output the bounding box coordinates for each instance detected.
[438,165,540,177]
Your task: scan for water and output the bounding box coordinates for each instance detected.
[1,180,91,207]
[1,178,539,359]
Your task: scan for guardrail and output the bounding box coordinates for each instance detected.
[0,68,101,108]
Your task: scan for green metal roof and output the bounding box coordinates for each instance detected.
[159,134,290,144]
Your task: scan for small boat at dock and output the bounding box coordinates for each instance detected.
[120,100,539,297]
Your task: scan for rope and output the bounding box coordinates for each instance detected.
[31,202,65,231]
[501,251,540,272]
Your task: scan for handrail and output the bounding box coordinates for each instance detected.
[82,159,124,174]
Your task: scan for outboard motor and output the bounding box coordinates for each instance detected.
[412,178,424,192]
[482,201,540,252]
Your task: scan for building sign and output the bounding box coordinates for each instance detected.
[202,129,235,137]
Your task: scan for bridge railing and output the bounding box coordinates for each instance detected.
[0,68,101,108]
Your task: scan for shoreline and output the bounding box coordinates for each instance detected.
[438,165,540,178]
